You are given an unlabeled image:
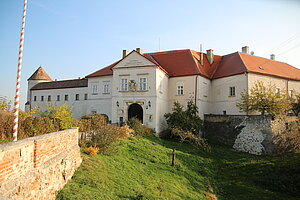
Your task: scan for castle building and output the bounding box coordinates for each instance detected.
[26,47,300,133]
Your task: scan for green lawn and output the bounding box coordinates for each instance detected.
[56,136,300,200]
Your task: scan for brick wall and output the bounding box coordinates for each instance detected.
[0,128,82,199]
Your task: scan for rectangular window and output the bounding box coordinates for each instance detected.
[84,93,88,100]
[229,87,236,97]
[276,88,280,94]
[57,95,60,101]
[34,96,37,101]
[139,78,147,91]
[121,78,128,91]
[41,96,44,101]
[103,84,110,94]
[65,95,68,101]
[75,94,79,101]
[92,85,98,95]
[177,85,184,95]
[91,110,97,114]
[48,95,51,101]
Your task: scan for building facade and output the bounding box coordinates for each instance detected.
[26,47,300,133]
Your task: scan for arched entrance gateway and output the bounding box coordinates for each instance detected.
[128,103,143,123]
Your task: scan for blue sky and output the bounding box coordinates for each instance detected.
[1,0,300,109]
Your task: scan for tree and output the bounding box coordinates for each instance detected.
[0,96,11,111]
[39,104,77,130]
[236,81,292,117]
[164,101,203,134]
[291,94,300,116]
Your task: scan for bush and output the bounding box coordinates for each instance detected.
[0,110,13,140]
[90,125,132,152]
[79,114,108,133]
[170,128,209,150]
[39,104,78,130]
[0,96,11,111]
[127,117,151,136]
[164,101,203,134]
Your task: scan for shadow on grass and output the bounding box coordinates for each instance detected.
[145,135,300,200]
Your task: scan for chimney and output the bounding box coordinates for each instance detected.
[206,49,214,64]
[200,52,203,65]
[136,48,143,54]
[242,46,250,54]
[270,54,275,60]
[122,50,129,58]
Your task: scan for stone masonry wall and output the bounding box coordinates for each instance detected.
[0,128,82,200]
[204,115,299,155]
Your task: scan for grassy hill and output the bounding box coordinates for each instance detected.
[57,136,300,200]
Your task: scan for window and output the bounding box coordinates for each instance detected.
[57,95,60,101]
[34,96,37,101]
[177,85,184,95]
[91,110,97,114]
[229,87,235,97]
[75,94,79,101]
[139,78,147,91]
[121,78,128,91]
[103,84,110,94]
[65,95,68,101]
[84,93,88,100]
[48,95,51,101]
[159,83,163,93]
[92,85,98,95]
[41,96,44,101]
[276,88,280,94]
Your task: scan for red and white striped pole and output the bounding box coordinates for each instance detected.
[13,0,28,142]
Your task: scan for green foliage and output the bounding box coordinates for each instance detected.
[0,96,11,111]
[57,136,300,200]
[164,101,203,134]
[127,117,152,136]
[291,94,300,116]
[79,114,108,133]
[39,103,77,130]
[237,81,292,117]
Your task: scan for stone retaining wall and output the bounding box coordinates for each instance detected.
[0,128,82,200]
[204,115,300,155]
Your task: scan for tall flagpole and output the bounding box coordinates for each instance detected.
[13,0,28,142]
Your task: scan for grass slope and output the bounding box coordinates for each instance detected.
[57,136,300,200]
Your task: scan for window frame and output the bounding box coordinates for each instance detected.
[92,85,98,95]
[121,78,128,91]
[75,94,79,101]
[103,84,110,94]
[229,86,236,97]
[177,85,184,95]
[57,95,60,101]
[65,95,69,101]
[139,77,147,91]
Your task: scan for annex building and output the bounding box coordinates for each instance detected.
[26,46,300,133]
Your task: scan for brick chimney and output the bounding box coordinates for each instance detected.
[136,48,143,54]
[270,54,275,60]
[242,46,250,54]
[206,49,214,64]
[122,50,129,58]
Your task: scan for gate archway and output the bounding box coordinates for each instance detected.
[128,103,143,123]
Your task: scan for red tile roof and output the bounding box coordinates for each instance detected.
[86,50,300,81]
[31,79,88,90]
[28,66,52,81]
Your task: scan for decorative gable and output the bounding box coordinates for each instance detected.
[113,51,157,69]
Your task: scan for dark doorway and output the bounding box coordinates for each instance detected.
[128,103,143,123]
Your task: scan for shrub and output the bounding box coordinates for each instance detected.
[79,114,108,133]
[39,104,78,130]
[0,96,11,111]
[171,128,209,150]
[86,146,100,155]
[127,117,151,136]
[90,125,132,152]
[0,110,13,140]
[164,101,203,134]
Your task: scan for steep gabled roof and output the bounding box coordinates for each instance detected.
[31,79,88,90]
[28,66,52,81]
[85,49,300,81]
[240,53,300,80]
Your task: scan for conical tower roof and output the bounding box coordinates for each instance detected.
[27,66,52,81]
